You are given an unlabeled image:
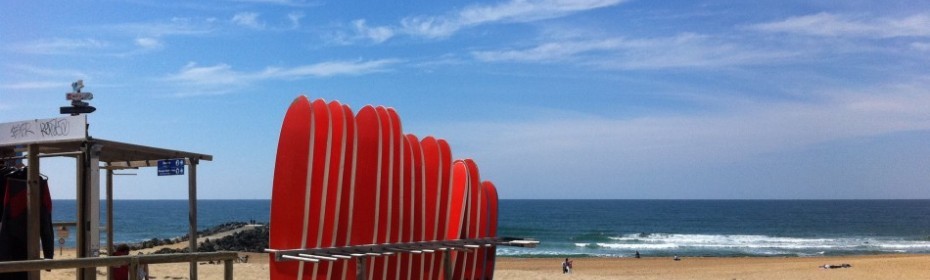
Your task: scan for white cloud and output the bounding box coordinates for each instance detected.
[911,42,930,51]
[402,0,624,38]
[262,59,400,78]
[288,12,305,29]
[135,37,163,49]
[435,78,930,194]
[473,38,621,62]
[0,81,63,90]
[473,33,799,69]
[232,0,320,7]
[352,19,395,43]
[164,59,400,96]
[8,38,108,55]
[9,65,88,78]
[231,12,265,29]
[103,17,217,37]
[336,0,623,45]
[749,12,930,38]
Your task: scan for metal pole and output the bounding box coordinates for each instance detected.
[76,150,88,280]
[188,158,199,280]
[26,144,40,280]
[88,144,102,280]
[107,169,114,280]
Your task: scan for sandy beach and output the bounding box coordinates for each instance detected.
[39,251,930,279]
[29,224,929,279]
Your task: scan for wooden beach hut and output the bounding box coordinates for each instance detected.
[0,115,225,280]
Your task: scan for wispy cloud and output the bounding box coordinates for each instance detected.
[748,12,930,38]
[8,64,88,78]
[135,37,164,50]
[911,42,930,51]
[261,59,400,78]
[435,77,930,197]
[0,81,63,90]
[339,0,623,44]
[287,12,304,29]
[7,38,109,55]
[473,38,621,62]
[1,65,88,92]
[231,12,265,29]
[102,17,218,37]
[402,0,624,38]
[164,59,400,96]
[232,0,321,8]
[353,19,395,43]
[473,33,799,69]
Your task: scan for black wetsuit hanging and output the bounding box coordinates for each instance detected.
[0,168,54,280]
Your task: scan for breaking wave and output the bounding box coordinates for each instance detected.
[501,233,930,257]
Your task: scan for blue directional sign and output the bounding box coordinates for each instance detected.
[158,159,185,176]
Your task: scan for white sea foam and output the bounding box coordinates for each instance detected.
[499,233,930,257]
[596,233,930,254]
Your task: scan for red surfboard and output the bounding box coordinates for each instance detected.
[456,159,483,280]
[269,97,334,280]
[419,137,443,279]
[437,139,454,279]
[313,101,345,279]
[400,134,413,279]
[304,99,333,279]
[350,106,382,280]
[336,104,358,280]
[371,106,394,280]
[406,134,426,280]
[482,181,499,280]
[447,160,469,279]
[318,101,351,279]
[270,96,312,280]
[386,108,404,280]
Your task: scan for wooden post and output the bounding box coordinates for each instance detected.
[188,158,199,280]
[106,169,114,280]
[224,259,233,280]
[26,144,40,280]
[128,257,139,280]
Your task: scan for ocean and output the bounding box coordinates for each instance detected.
[52,199,930,257]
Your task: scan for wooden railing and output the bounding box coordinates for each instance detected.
[0,251,238,280]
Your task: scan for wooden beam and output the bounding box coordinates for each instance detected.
[188,158,199,280]
[0,252,238,273]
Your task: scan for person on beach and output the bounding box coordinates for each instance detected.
[562,258,570,274]
[635,251,640,258]
[137,252,150,279]
[111,244,130,280]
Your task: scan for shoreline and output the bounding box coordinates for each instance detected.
[38,249,930,279]
[36,223,930,279]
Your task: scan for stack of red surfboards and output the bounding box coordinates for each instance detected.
[270,96,500,280]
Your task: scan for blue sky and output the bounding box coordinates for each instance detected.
[2,0,930,199]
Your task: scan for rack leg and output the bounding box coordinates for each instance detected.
[356,257,367,280]
[443,251,452,280]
